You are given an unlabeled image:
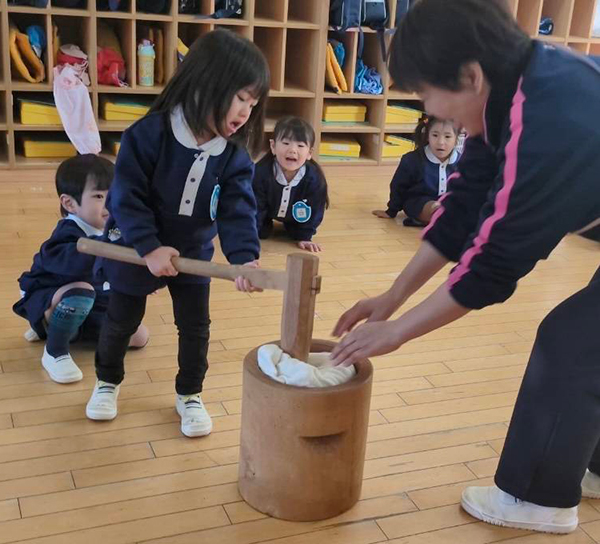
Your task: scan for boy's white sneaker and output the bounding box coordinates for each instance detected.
[24,328,41,342]
[582,469,600,499]
[41,347,83,383]
[86,380,120,420]
[461,485,578,534]
[176,393,212,437]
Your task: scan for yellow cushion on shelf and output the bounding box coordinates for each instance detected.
[385,105,422,124]
[323,101,367,123]
[22,138,76,158]
[101,98,152,121]
[319,136,361,158]
[384,134,416,149]
[381,142,413,158]
[19,98,62,125]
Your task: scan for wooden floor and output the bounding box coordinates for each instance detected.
[0,166,599,544]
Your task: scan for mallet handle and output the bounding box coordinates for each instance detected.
[77,238,288,291]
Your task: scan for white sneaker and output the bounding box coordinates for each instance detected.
[582,470,600,499]
[461,485,578,534]
[176,393,212,437]
[86,380,120,420]
[41,347,83,383]
[24,328,40,342]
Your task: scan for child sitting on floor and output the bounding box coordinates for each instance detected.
[13,154,148,384]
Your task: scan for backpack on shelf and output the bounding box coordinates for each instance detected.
[329,0,387,31]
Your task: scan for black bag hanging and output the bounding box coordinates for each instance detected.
[179,0,199,14]
[213,0,242,18]
[362,0,388,28]
[329,0,362,30]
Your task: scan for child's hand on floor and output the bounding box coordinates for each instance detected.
[372,210,391,219]
[235,260,264,293]
[297,241,322,252]
[144,246,180,277]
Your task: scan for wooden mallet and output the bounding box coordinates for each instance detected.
[77,238,321,361]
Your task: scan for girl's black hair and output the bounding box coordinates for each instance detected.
[56,154,114,217]
[389,0,531,92]
[271,116,329,209]
[150,29,270,157]
[413,116,458,151]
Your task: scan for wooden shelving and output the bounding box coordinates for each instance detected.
[0,0,598,168]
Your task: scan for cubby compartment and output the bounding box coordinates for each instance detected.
[98,92,154,129]
[568,41,590,53]
[52,14,93,84]
[13,91,62,128]
[0,92,7,127]
[570,0,596,38]
[284,29,320,94]
[135,0,170,15]
[178,20,213,55]
[590,42,600,54]
[321,99,383,133]
[254,0,286,25]
[354,31,387,95]
[100,131,121,158]
[253,26,285,92]
[287,0,321,26]
[15,130,76,166]
[318,132,380,165]
[516,0,543,35]
[96,0,131,13]
[97,18,134,88]
[136,20,174,88]
[381,132,416,163]
[0,132,9,168]
[265,97,317,131]
[385,100,423,133]
[540,0,574,38]
[8,12,51,87]
[325,30,357,97]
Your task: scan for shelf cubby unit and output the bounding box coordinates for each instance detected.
[319,132,380,166]
[0,0,598,169]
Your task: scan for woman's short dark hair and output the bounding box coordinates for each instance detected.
[56,154,114,217]
[389,0,531,92]
[150,29,270,157]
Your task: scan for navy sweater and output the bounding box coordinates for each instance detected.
[424,42,600,309]
[17,216,105,295]
[253,157,327,241]
[102,106,260,294]
[386,146,460,220]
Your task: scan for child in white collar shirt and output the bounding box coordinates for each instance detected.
[373,116,460,226]
[253,117,329,252]
[13,154,148,384]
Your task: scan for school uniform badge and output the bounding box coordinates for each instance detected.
[292,200,311,223]
[210,184,221,221]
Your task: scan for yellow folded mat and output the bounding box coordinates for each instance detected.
[325,42,348,94]
[319,136,360,158]
[382,142,414,158]
[22,137,76,158]
[323,101,366,123]
[385,105,422,124]
[9,23,45,83]
[384,134,416,149]
[101,98,152,121]
[19,97,61,125]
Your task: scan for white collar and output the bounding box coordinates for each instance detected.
[424,145,460,166]
[170,105,227,155]
[66,214,104,237]
[273,161,306,188]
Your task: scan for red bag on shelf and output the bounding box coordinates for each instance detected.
[97,47,127,86]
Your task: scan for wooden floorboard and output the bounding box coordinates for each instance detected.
[0,168,598,543]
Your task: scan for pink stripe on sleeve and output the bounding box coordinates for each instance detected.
[448,78,527,289]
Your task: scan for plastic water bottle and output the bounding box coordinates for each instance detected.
[137,40,155,87]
